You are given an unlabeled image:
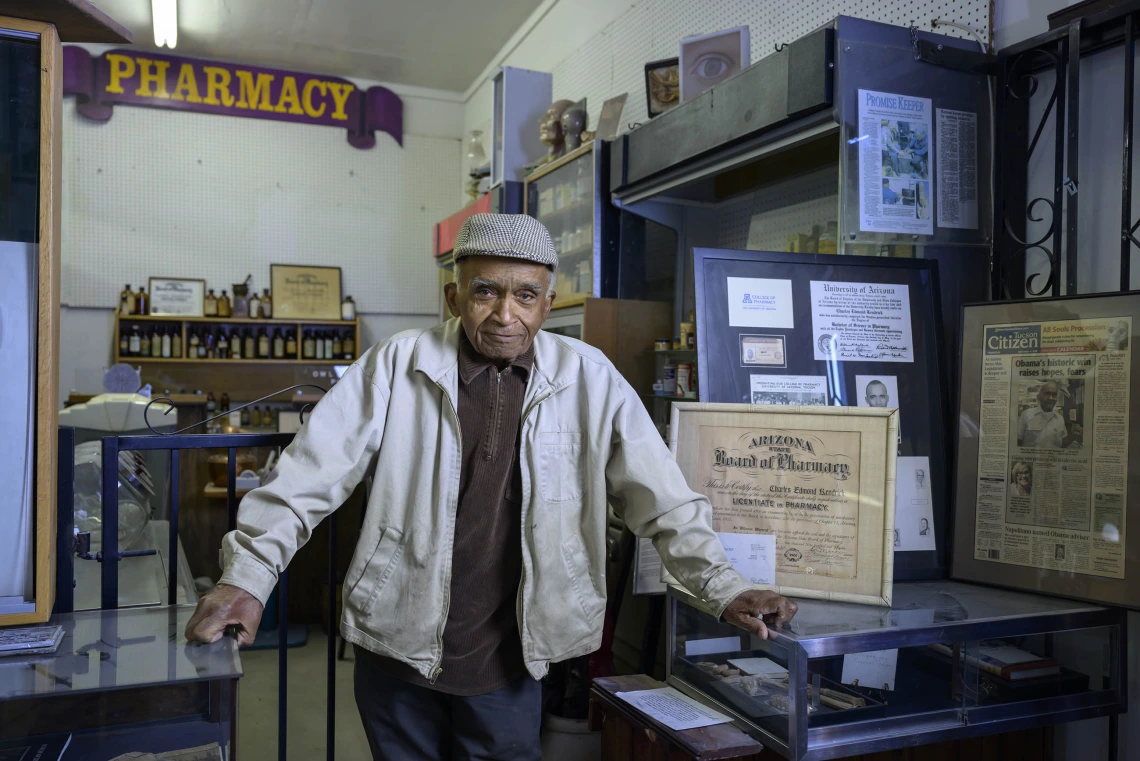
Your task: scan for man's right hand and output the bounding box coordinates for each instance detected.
[185,584,265,647]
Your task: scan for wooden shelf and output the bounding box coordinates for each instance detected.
[118,314,357,326]
[115,357,353,365]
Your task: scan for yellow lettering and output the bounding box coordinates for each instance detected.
[302,80,328,118]
[202,66,235,107]
[170,63,202,103]
[274,76,304,115]
[133,58,170,98]
[326,82,355,121]
[105,53,136,94]
[235,70,275,110]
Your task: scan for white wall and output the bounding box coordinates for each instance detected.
[59,50,462,401]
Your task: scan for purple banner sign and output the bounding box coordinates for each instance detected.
[63,47,402,149]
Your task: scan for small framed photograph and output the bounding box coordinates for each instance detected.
[271,264,343,320]
[148,277,205,317]
[679,26,751,102]
[644,57,680,118]
[669,402,897,606]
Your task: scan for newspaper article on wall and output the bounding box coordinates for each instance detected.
[973,317,1131,578]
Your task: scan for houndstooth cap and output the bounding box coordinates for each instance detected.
[453,213,559,269]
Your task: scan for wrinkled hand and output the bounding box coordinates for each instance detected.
[185,584,264,647]
[722,590,798,640]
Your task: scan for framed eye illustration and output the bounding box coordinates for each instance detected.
[679,25,751,102]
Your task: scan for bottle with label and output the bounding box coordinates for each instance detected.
[260,288,272,318]
[189,330,200,357]
[120,285,136,315]
[197,330,208,358]
[119,330,130,357]
[342,295,356,321]
[217,331,229,359]
[229,329,241,358]
[243,329,255,361]
[128,326,141,355]
[315,331,325,359]
[218,290,233,317]
[286,330,297,357]
[240,405,251,426]
[171,328,182,358]
[248,291,261,320]
[303,331,315,359]
[258,329,270,358]
[332,332,342,358]
[136,286,148,315]
[161,327,172,358]
[204,289,218,316]
[323,332,333,359]
[343,331,355,359]
[139,328,151,357]
[206,392,217,417]
[220,392,230,412]
[273,331,285,358]
[251,406,262,427]
[205,331,216,359]
[265,407,276,428]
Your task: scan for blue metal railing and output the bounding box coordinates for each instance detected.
[56,387,338,761]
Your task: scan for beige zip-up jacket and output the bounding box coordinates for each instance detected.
[217,319,752,682]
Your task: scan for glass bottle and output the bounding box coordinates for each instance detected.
[341,295,356,321]
[128,326,141,356]
[161,327,172,358]
[171,328,182,358]
[240,405,251,426]
[119,330,129,357]
[343,331,355,359]
[120,284,135,315]
[265,407,276,428]
[217,331,228,359]
[273,331,285,358]
[323,332,333,359]
[220,392,230,412]
[260,288,272,318]
[229,329,241,358]
[286,330,297,357]
[189,330,200,357]
[151,327,163,357]
[316,331,325,360]
[303,331,315,359]
[258,329,270,358]
[205,331,216,359]
[136,286,148,315]
[139,327,151,357]
[204,289,218,316]
[332,332,342,358]
[218,290,233,317]
[251,406,262,427]
[248,291,261,320]
[206,392,216,416]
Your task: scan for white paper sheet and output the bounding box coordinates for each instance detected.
[894,456,936,551]
[728,657,788,677]
[633,536,667,595]
[749,375,827,406]
[936,108,978,230]
[726,277,794,328]
[810,281,914,363]
[614,687,733,731]
[684,636,742,657]
[858,89,934,235]
[841,649,898,691]
[716,532,776,585]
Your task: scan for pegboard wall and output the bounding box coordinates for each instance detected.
[466,0,991,149]
[62,100,461,313]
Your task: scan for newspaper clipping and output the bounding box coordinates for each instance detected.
[936,108,979,230]
[858,89,934,235]
[973,318,1131,578]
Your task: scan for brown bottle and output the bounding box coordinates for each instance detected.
[120,284,135,315]
[332,332,342,358]
[343,331,355,359]
[251,406,262,427]
[204,289,218,316]
[260,288,272,318]
[135,286,148,315]
[218,290,233,317]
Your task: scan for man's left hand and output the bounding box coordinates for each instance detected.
[723,590,798,640]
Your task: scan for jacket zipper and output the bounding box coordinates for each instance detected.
[487,371,502,460]
[430,378,463,684]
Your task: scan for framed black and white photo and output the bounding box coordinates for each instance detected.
[148,277,205,317]
[952,292,1140,608]
[692,248,950,581]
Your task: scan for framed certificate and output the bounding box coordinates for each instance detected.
[271,264,343,320]
[670,402,897,606]
[693,248,951,581]
[148,277,205,317]
[952,292,1140,609]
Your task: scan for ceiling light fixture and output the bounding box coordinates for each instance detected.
[152,0,178,49]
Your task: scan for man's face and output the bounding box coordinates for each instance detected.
[444,255,555,363]
[1037,383,1059,412]
[866,382,889,408]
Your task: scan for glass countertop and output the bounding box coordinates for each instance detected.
[0,605,242,701]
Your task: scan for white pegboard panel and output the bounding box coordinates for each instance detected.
[61,100,460,313]
[549,0,991,132]
[714,165,840,251]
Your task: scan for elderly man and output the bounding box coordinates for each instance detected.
[1017,381,1082,448]
[185,214,797,760]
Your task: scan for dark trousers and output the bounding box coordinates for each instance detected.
[354,651,542,761]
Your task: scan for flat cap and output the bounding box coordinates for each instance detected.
[453,213,559,268]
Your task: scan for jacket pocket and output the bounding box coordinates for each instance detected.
[561,532,605,624]
[344,527,404,616]
[539,431,583,503]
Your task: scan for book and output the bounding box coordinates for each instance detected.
[0,735,71,761]
[928,643,1061,681]
[0,626,64,657]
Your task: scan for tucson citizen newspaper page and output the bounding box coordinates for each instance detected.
[698,426,860,578]
[973,318,1131,577]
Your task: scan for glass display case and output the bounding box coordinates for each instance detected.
[667,581,1125,760]
[525,140,617,309]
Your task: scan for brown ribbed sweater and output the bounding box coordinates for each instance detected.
[361,330,532,695]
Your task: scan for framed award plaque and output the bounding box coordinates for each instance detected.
[952,292,1140,609]
[670,402,897,606]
